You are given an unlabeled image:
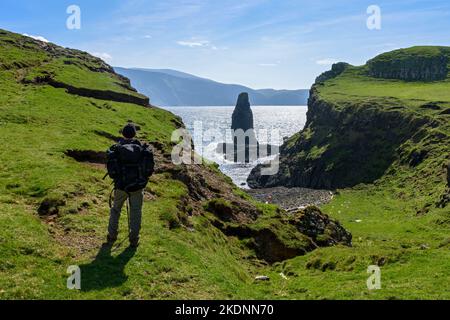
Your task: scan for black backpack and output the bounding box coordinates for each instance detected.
[106,140,155,192]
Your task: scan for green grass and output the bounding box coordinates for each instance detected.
[320,67,450,109]
[0,30,448,300]
[240,187,449,300]
[0,29,290,300]
[369,46,449,61]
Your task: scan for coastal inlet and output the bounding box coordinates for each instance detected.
[164,104,307,188]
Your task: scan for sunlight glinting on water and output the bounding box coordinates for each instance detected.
[165,106,308,188]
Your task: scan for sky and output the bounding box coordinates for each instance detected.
[1,0,450,89]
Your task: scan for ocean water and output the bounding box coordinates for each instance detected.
[164,106,308,188]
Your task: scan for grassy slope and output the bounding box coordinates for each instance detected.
[0,31,262,299]
[285,52,449,299]
[251,49,449,299]
[0,31,448,300]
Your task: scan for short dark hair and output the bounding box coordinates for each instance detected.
[122,123,137,139]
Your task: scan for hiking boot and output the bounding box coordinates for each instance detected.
[106,234,117,244]
[129,239,139,248]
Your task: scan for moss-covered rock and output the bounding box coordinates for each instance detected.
[209,205,351,263]
[315,62,350,84]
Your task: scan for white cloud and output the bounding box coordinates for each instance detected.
[177,40,211,48]
[316,58,338,66]
[143,35,152,39]
[23,33,49,43]
[259,61,281,67]
[91,52,113,62]
[176,39,222,50]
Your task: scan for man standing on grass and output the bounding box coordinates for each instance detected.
[105,123,155,248]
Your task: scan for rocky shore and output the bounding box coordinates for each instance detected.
[246,186,333,211]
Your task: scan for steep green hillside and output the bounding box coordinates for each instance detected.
[248,47,450,298]
[0,30,355,299]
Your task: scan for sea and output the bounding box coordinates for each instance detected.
[164,106,308,188]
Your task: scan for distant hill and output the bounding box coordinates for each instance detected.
[114,67,309,106]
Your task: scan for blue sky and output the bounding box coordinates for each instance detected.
[1,0,450,89]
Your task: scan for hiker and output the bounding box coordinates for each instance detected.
[105,123,155,248]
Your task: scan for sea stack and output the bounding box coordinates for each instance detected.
[232,93,258,162]
[216,92,275,163]
[231,92,254,133]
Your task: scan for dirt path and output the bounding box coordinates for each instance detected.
[246,186,333,211]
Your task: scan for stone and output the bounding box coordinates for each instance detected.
[367,50,448,82]
[315,62,350,84]
[38,197,66,216]
[231,92,254,132]
[217,92,277,162]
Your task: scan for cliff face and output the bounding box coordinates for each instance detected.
[248,46,450,209]
[248,88,429,189]
[367,46,450,81]
[315,62,350,83]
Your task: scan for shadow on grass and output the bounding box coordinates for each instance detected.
[80,243,136,292]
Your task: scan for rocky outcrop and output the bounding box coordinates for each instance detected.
[248,86,430,189]
[315,62,350,83]
[246,186,333,210]
[47,78,150,106]
[4,30,150,106]
[154,142,352,258]
[287,206,352,247]
[367,47,449,81]
[248,48,450,219]
[210,205,352,263]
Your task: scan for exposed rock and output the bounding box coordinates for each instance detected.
[286,206,352,247]
[315,62,350,84]
[367,48,449,81]
[38,198,66,216]
[231,92,254,133]
[246,186,333,210]
[251,227,311,263]
[210,205,352,263]
[6,31,150,106]
[47,79,150,107]
[248,87,430,189]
